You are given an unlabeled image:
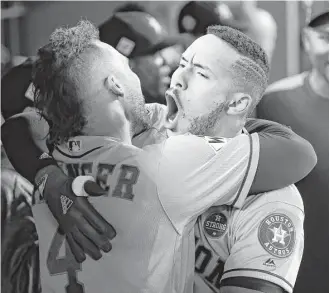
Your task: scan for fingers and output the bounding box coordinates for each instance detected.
[77,217,112,253]
[77,198,116,240]
[66,233,86,263]
[83,181,107,197]
[71,226,102,261]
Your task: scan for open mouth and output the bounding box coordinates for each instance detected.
[165,89,180,124]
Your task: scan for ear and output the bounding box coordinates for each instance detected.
[226,93,252,116]
[104,75,124,97]
[302,28,311,52]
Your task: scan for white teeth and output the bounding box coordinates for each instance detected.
[168,118,173,123]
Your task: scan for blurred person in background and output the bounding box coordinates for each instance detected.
[177,1,277,62]
[257,11,329,293]
[99,11,181,104]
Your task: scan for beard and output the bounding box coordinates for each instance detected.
[124,89,151,136]
[187,101,226,136]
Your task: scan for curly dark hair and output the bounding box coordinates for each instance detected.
[33,20,99,144]
[207,25,269,107]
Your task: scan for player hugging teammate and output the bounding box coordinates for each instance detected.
[1,9,319,293]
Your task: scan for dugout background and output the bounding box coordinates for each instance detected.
[1,1,329,84]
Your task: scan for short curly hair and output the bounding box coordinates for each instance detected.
[33,20,99,144]
[207,25,269,109]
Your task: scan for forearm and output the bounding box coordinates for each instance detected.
[1,116,57,183]
[247,118,317,194]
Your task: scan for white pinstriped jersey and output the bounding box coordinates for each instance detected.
[33,131,259,293]
[194,185,304,293]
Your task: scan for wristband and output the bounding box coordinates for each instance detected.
[72,176,95,197]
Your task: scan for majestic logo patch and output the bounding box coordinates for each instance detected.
[68,140,81,152]
[258,213,295,258]
[203,212,228,238]
[263,258,276,270]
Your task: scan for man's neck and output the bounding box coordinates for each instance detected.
[208,117,244,138]
[309,69,329,99]
[83,119,132,145]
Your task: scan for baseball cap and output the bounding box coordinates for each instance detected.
[307,11,329,28]
[178,1,225,36]
[99,11,182,58]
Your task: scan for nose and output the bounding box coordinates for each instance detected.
[173,69,187,90]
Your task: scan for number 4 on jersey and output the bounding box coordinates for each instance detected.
[47,228,85,293]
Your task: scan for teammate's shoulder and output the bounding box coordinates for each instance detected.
[243,185,304,213]
[265,72,308,95]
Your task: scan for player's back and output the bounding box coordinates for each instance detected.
[32,136,180,293]
[33,132,257,293]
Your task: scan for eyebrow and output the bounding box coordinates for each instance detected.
[181,56,213,73]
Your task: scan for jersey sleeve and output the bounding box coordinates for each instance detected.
[157,133,259,233]
[247,118,317,194]
[221,186,304,293]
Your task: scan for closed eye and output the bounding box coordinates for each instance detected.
[197,72,208,79]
